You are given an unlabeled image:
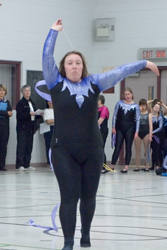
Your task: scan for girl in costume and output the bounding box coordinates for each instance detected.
[111,87,140,173]
[150,101,164,170]
[36,19,159,250]
[134,99,152,171]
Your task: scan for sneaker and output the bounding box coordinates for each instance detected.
[26,166,36,171]
[18,166,25,171]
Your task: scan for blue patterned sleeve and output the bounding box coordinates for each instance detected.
[112,101,120,128]
[42,29,60,90]
[135,104,140,132]
[90,61,147,92]
[152,116,163,134]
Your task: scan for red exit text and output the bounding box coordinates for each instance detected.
[143,50,166,59]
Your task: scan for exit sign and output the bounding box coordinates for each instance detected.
[138,48,167,60]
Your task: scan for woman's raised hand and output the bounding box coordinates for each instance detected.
[146,61,159,76]
[51,19,63,32]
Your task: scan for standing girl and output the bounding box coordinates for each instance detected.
[150,101,164,170]
[134,99,152,171]
[111,87,140,173]
[0,84,13,171]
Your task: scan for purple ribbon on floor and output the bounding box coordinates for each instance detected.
[30,82,59,230]
[27,202,60,231]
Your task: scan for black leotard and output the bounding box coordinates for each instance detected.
[138,113,149,139]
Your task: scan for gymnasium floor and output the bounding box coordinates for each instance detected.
[0,165,167,250]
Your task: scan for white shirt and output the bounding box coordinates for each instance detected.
[43,108,54,125]
[28,101,35,121]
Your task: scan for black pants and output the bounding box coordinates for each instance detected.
[162,138,167,159]
[43,126,53,164]
[52,146,103,238]
[111,126,135,165]
[16,129,34,169]
[0,122,9,169]
[151,136,164,167]
[101,130,108,171]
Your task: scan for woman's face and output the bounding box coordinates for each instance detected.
[47,101,53,108]
[140,104,147,112]
[124,91,133,102]
[98,100,102,108]
[153,103,160,112]
[0,88,6,99]
[23,87,31,100]
[64,54,83,83]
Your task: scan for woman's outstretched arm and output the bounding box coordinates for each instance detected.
[42,20,63,90]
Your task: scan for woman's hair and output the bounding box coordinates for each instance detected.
[152,99,162,116]
[122,87,134,100]
[59,51,88,79]
[46,100,52,108]
[139,98,150,112]
[21,84,31,94]
[98,95,105,104]
[152,101,161,116]
[152,98,162,107]
[0,84,7,95]
[46,100,49,108]
[139,98,147,106]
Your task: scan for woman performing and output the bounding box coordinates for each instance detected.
[110,87,140,173]
[37,19,159,250]
[134,99,152,171]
